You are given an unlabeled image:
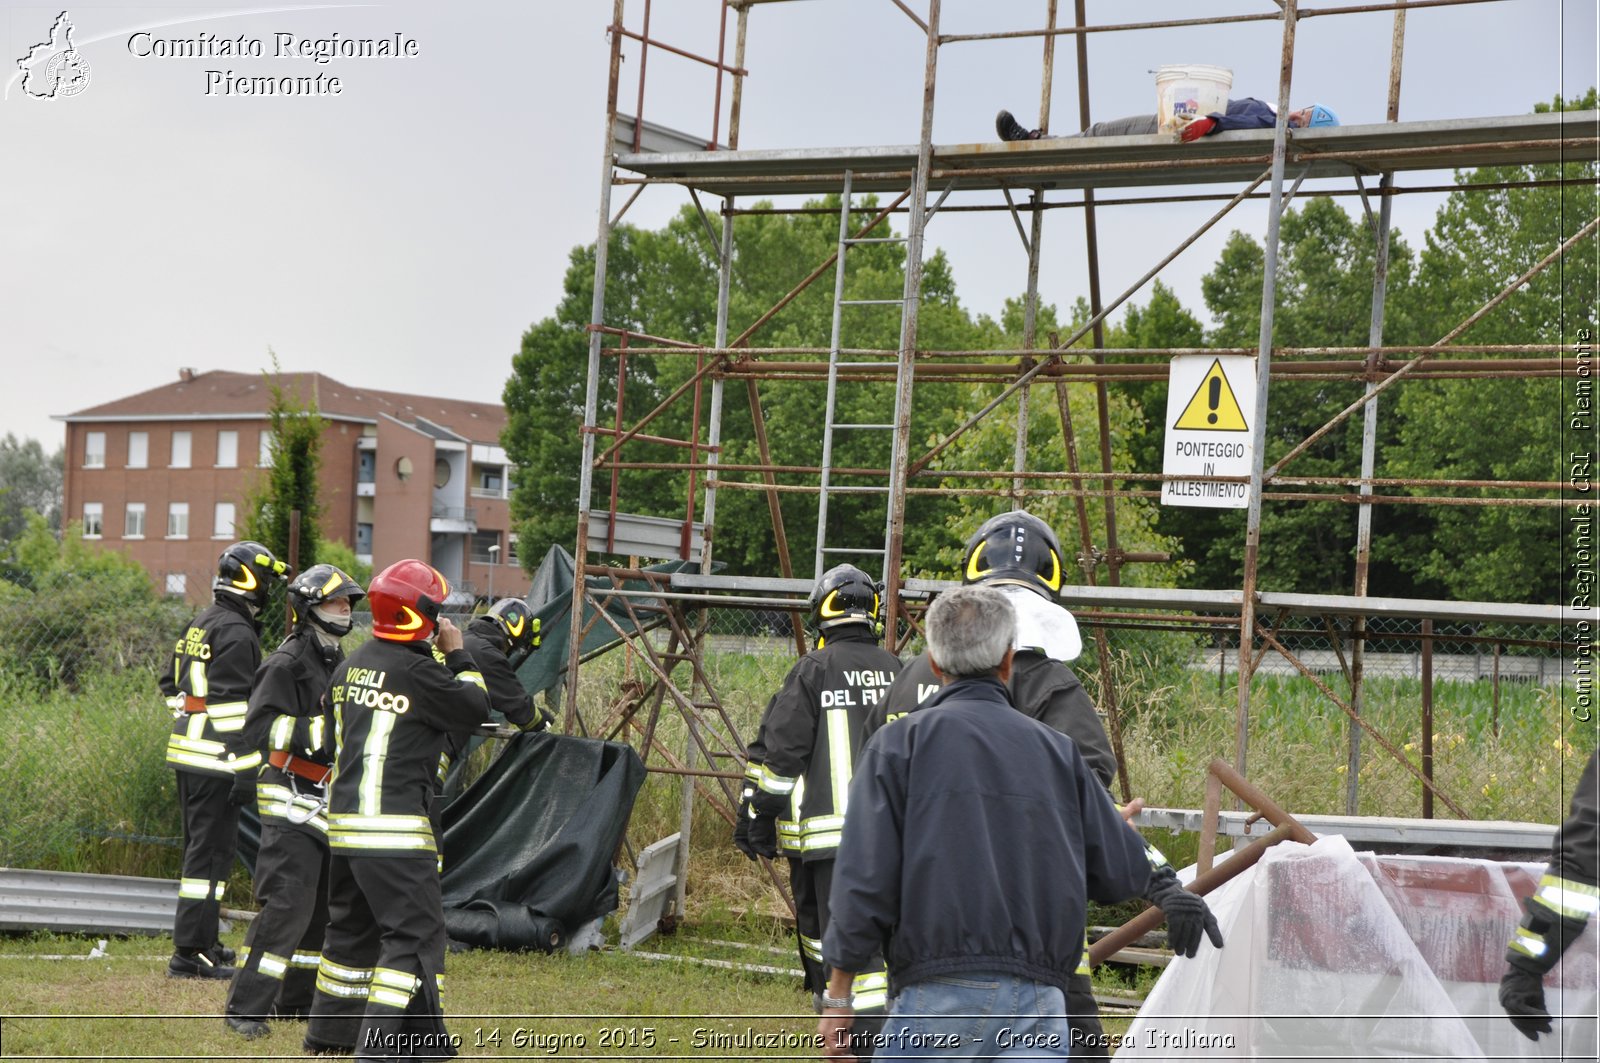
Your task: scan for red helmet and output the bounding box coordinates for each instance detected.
[368,559,449,642]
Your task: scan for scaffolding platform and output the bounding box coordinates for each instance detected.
[617,111,1598,195]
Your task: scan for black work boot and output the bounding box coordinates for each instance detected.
[996,109,1040,142]
[167,948,234,979]
[224,1014,269,1040]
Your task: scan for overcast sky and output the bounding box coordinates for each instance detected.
[2,0,1594,453]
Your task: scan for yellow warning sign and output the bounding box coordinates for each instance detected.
[1173,358,1249,431]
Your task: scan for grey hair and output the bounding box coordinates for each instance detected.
[926,585,1016,678]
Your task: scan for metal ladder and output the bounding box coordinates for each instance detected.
[813,170,913,583]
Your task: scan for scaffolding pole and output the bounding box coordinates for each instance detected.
[1236,0,1300,783]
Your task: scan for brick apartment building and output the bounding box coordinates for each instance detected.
[58,369,531,604]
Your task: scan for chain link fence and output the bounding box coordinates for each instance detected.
[1,584,1586,883]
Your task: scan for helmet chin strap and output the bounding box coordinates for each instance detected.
[310,603,353,639]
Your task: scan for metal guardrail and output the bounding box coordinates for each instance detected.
[0,868,178,935]
[1132,806,1558,852]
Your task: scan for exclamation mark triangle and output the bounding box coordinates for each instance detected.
[1174,359,1249,431]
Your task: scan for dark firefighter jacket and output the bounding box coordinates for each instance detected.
[865,650,1117,790]
[746,626,900,862]
[160,594,264,778]
[433,622,536,790]
[824,677,1150,996]
[1510,750,1599,971]
[325,640,491,859]
[462,619,537,730]
[239,629,342,838]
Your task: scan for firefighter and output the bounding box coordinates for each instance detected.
[160,540,286,979]
[863,511,1222,1060]
[436,597,549,802]
[1500,749,1598,1042]
[735,564,900,1056]
[224,564,365,1039]
[463,598,548,731]
[304,560,492,1059]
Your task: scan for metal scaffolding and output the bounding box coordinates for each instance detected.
[565,0,1596,911]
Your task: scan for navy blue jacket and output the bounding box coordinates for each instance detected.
[823,676,1149,996]
[1209,97,1279,132]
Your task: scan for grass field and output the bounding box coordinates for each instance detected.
[0,916,1147,1062]
[0,925,814,1061]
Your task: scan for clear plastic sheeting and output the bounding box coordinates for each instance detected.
[1117,836,1599,1061]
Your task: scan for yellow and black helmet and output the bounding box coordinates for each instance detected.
[288,564,366,637]
[214,540,288,608]
[961,510,1065,599]
[807,564,881,634]
[484,597,541,653]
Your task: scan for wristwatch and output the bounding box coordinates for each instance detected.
[820,992,853,1010]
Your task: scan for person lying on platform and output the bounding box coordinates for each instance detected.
[996,100,1339,142]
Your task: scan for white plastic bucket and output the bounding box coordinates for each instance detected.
[1155,64,1233,134]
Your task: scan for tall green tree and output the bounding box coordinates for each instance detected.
[240,358,324,579]
[0,434,63,541]
[1382,91,1597,604]
[503,197,1000,579]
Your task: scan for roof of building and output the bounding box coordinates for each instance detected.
[59,370,506,444]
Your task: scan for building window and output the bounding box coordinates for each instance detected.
[124,502,146,539]
[165,573,187,597]
[82,502,103,538]
[358,449,376,484]
[84,431,106,468]
[170,431,192,469]
[258,430,273,467]
[356,522,373,555]
[472,466,504,498]
[167,502,189,539]
[216,430,238,468]
[471,531,501,564]
[127,431,148,469]
[506,533,519,567]
[213,502,235,539]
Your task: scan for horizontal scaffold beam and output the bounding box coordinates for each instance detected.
[616,112,1597,195]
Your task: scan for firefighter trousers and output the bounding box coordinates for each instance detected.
[791,857,887,1060]
[173,771,240,951]
[306,853,453,1061]
[226,825,330,1021]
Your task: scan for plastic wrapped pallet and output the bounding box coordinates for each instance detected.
[1117,835,1598,1060]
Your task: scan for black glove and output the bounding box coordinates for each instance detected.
[733,801,755,859]
[747,812,779,860]
[229,768,257,807]
[1499,965,1552,1041]
[1148,873,1223,958]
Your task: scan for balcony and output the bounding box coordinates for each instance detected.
[429,503,476,534]
[356,481,375,497]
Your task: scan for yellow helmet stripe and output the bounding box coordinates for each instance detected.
[1043,549,1062,591]
[506,614,525,638]
[819,590,847,618]
[233,565,259,592]
[964,541,991,582]
[320,571,344,596]
[393,605,426,633]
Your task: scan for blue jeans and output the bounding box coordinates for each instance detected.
[873,971,1072,1060]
